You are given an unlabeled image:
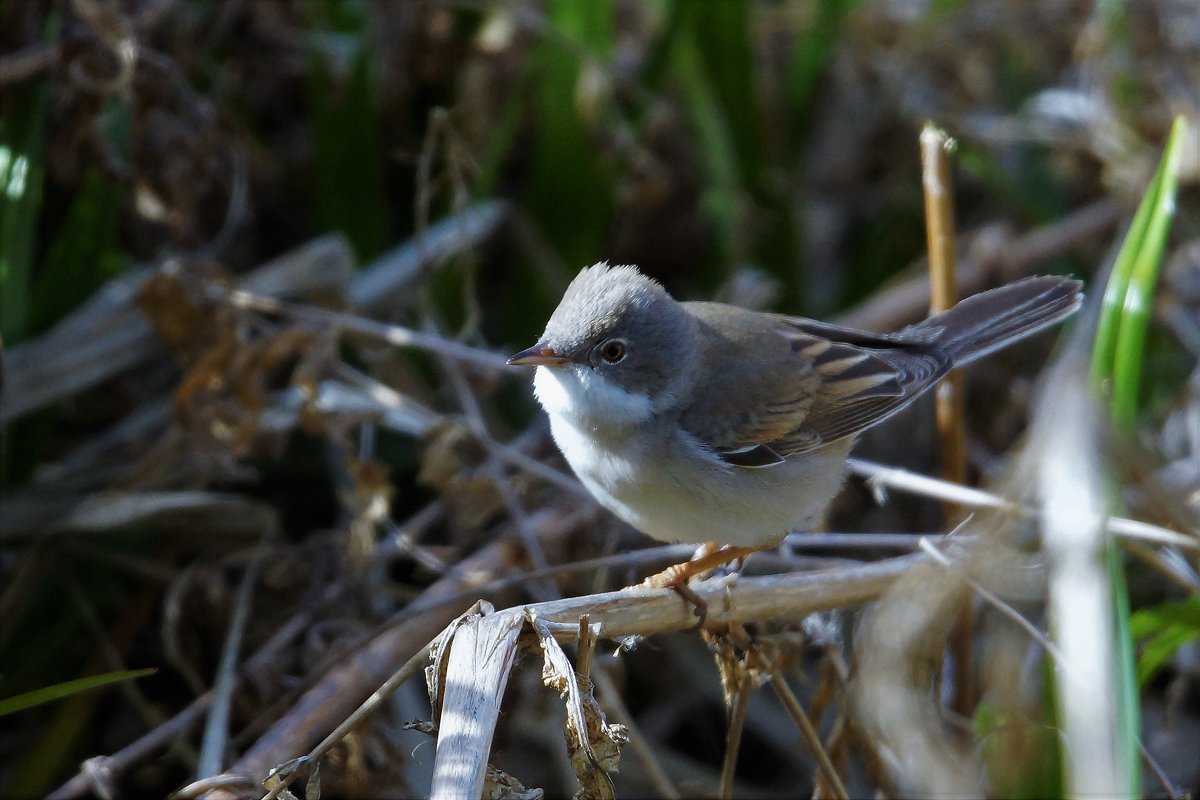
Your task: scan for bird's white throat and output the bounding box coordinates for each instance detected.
[533,365,654,429]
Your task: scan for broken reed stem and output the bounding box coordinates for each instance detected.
[770,674,850,800]
[576,615,593,680]
[920,121,974,719]
[919,122,968,511]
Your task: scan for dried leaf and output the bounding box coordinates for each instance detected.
[529,613,628,800]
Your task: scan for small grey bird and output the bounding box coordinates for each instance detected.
[509,263,1081,583]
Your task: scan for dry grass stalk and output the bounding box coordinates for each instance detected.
[853,557,977,795]
[920,121,974,718]
[589,667,681,799]
[919,122,967,512]
[847,458,1198,549]
[770,674,850,800]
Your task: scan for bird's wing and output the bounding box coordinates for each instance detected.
[679,304,952,462]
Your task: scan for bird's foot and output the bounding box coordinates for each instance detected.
[638,544,761,630]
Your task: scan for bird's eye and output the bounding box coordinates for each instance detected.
[598,339,627,364]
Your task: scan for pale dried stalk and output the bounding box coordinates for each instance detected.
[197,534,271,779]
[591,668,681,799]
[1,491,279,543]
[226,291,509,372]
[1,235,356,423]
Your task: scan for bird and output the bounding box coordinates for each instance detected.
[509,263,1082,592]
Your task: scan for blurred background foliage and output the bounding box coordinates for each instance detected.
[1,0,1198,797]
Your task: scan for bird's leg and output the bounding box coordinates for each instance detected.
[642,543,762,587]
[639,543,762,628]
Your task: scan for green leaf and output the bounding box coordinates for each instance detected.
[1090,115,1188,429]
[0,668,157,717]
[1084,115,1187,798]
[1129,595,1200,636]
[1130,596,1200,686]
[671,0,759,183]
[671,33,741,267]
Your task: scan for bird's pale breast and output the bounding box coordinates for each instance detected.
[543,390,854,546]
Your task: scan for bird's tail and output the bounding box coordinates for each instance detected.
[903,276,1083,366]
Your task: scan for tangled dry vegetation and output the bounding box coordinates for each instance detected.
[1,1,1199,798]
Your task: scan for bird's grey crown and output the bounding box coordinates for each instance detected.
[539,263,699,402]
[542,262,671,355]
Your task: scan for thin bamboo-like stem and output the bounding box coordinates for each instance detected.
[919,122,968,503]
[920,122,974,719]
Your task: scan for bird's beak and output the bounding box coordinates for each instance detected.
[507,343,571,367]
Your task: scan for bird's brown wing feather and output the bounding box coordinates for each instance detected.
[679,304,951,462]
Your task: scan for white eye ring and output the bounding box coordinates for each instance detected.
[598,339,627,364]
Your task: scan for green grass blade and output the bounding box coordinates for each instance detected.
[29,164,127,334]
[1109,116,1188,429]
[1090,115,1188,410]
[1131,596,1200,686]
[672,0,759,183]
[0,668,157,717]
[1083,114,1187,799]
